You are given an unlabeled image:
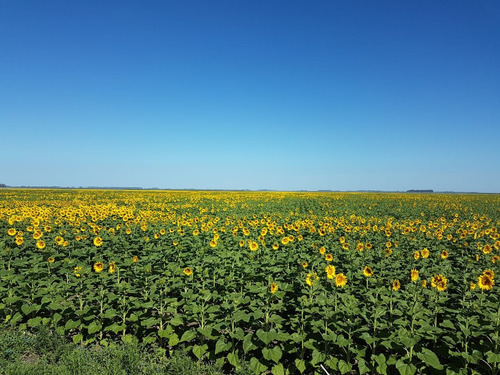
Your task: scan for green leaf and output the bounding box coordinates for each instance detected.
[338,360,352,374]
[373,353,387,375]
[168,333,179,347]
[357,358,370,374]
[227,352,239,368]
[243,334,256,353]
[271,363,284,375]
[485,351,500,364]
[65,319,81,330]
[72,334,83,344]
[28,316,42,327]
[192,344,208,359]
[311,349,326,366]
[295,358,306,373]
[249,357,267,374]
[416,348,443,370]
[256,329,271,345]
[180,329,197,342]
[87,321,102,334]
[215,338,231,354]
[395,359,416,375]
[158,325,174,338]
[170,315,183,326]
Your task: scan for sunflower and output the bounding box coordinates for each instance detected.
[441,250,449,259]
[422,279,427,288]
[478,274,494,290]
[239,240,245,247]
[47,257,55,263]
[36,240,46,250]
[301,261,308,268]
[109,262,116,274]
[492,255,500,264]
[483,269,495,279]
[339,236,346,244]
[483,245,493,254]
[421,248,430,258]
[270,282,278,294]
[183,267,193,276]
[392,279,401,291]
[272,243,279,250]
[210,240,217,248]
[363,266,373,277]
[411,269,419,282]
[431,274,447,291]
[33,230,43,240]
[325,265,336,279]
[319,246,326,255]
[306,272,319,286]
[93,237,103,247]
[93,262,104,273]
[193,229,199,236]
[281,237,289,245]
[470,282,476,290]
[132,256,138,263]
[385,248,392,257]
[325,253,333,262]
[249,241,259,251]
[335,273,347,288]
[74,266,82,277]
[366,243,373,249]
[342,243,350,250]
[7,228,16,236]
[54,236,64,245]
[160,228,166,235]
[15,237,24,246]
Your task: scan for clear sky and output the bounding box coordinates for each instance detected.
[1,1,499,192]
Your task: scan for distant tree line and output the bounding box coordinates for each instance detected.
[407,189,433,193]
[0,184,6,188]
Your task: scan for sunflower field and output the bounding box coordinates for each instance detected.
[1,189,500,374]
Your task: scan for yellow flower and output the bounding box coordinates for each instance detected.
[325,253,333,262]
[335,273,347,287]
[422,279,427,288]
[93,262,104,273]
[270,282,278,294]
[385,248,392,257]
[301,261,308,268]
[183,267,193,276]
[74,266,82,277]
[431,274,447,291]
[306,272,319,286]
[356,243,364,251]
[492,255,500,264]
[421,248,430,258]
[281,237,289,245]
[47,257,55,263]
[272,243,279,250]
[93,237,103,247]
[15,237,24,246]
[54,236,64,245]
[210,240,217,248]
[325,265,336,279]
[249,241,258,251]
[478,274,494,290]
[33,230,43,240]
[441,250,449,259]
[36,240,46,249]
[7,228,16,236]
[363,266,373,277]
[132,256,138,263]
[414,251,420,260]
[483,244,493,254]
[109,262,116,274]
[411,269,419,282]
[239,240,245,247]
[470,282,476,290]
[319,246,326,255]
[483,269,495,279]
[392,279,401,291]
[193,229,199,236]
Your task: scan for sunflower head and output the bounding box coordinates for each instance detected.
[93,262,104,273]
[411,269,419,282]
[392,279,401,291]
[183,267,193,276]
[363,266,373,277]
[335,273,347,288]
[325,265,336,279]
[478,274,494,290]
[270,282,278,294]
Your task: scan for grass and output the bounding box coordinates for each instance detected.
[0,327,254,375]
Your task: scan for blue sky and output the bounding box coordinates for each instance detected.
[1,1,499,192]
